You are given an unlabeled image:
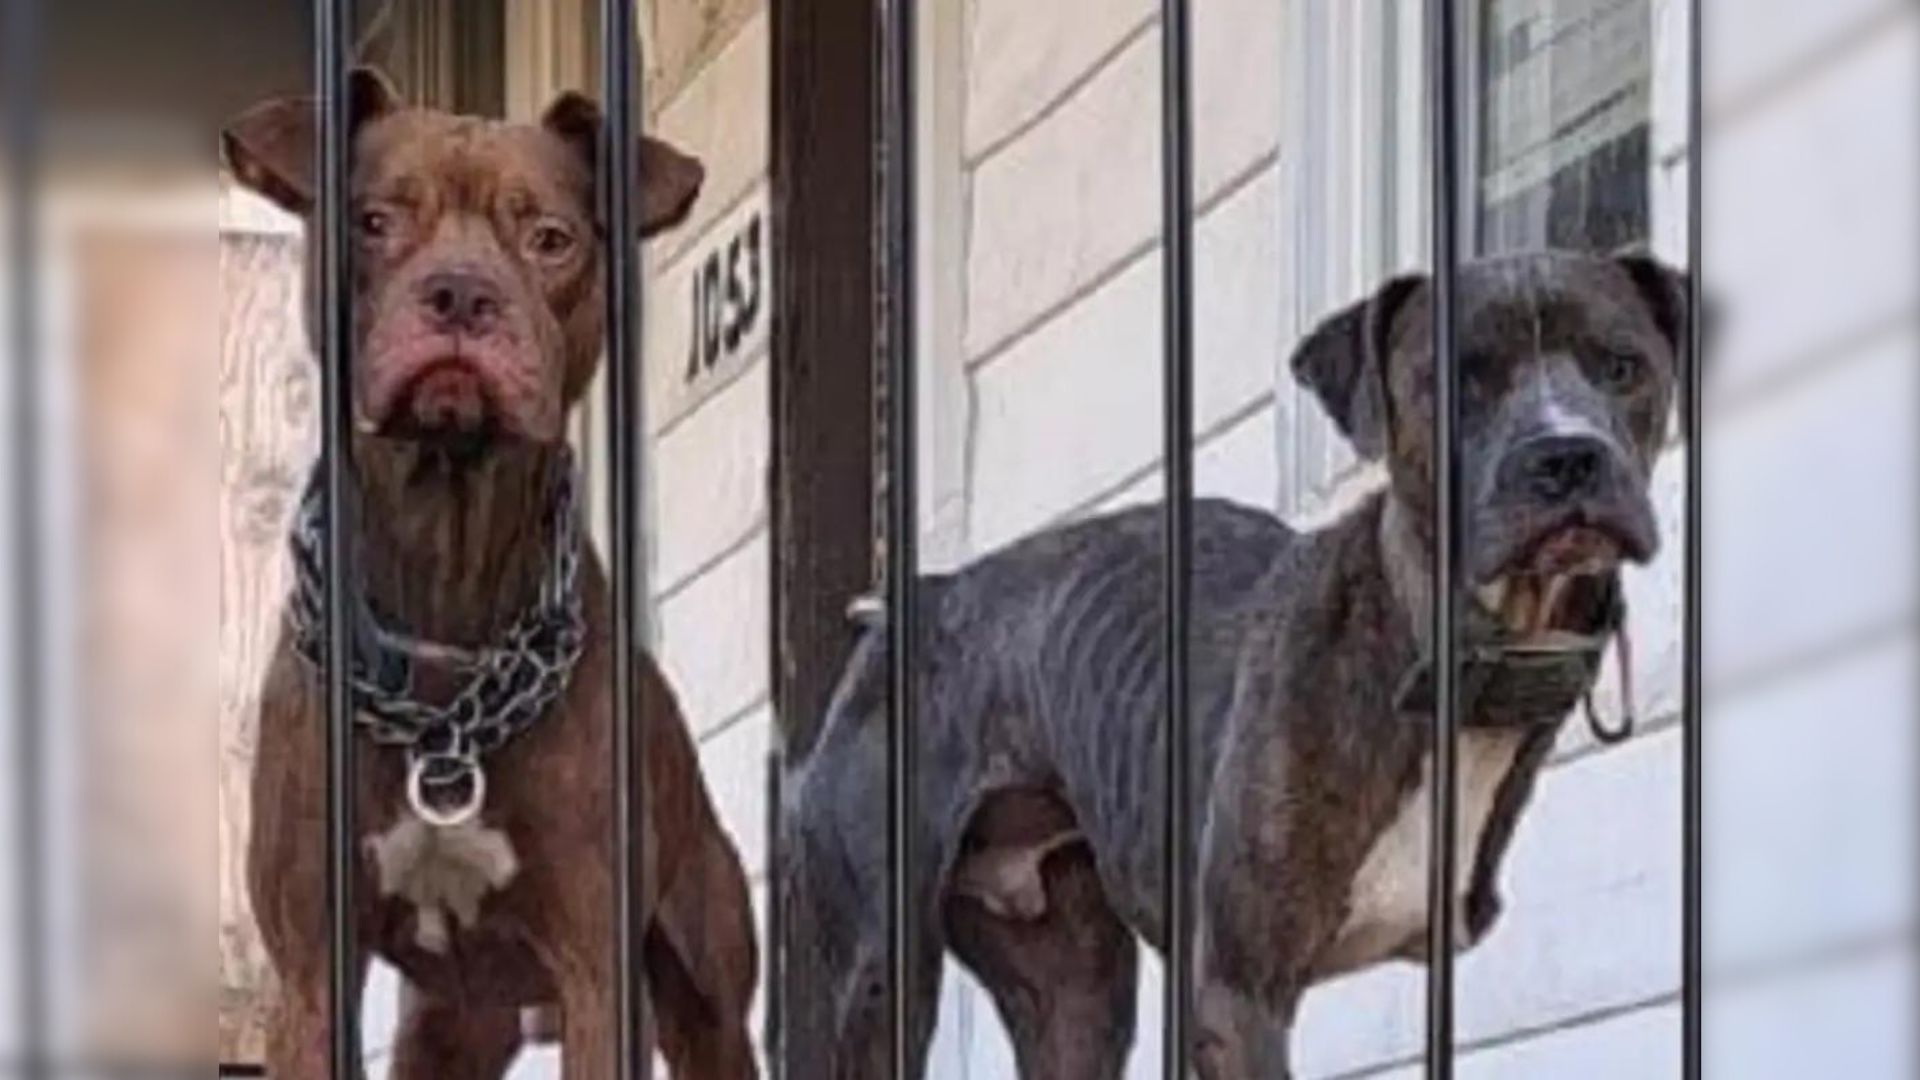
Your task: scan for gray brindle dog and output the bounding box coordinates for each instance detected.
[783,250,1699,1078]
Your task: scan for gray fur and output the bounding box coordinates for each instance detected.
[782,251,1697,1079]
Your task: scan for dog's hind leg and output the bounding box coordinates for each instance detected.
[388,981,525,1080]
[648,914,757,1079]
[946,802,1137,1080]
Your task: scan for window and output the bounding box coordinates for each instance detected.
[1472,0,1653,253]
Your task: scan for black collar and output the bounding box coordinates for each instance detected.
[1393,573,1626,734]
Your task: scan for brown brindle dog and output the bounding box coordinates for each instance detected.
[225,70,758,1078]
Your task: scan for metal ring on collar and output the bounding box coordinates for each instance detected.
[407,756,487,828]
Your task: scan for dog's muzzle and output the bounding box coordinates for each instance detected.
[389,359,498,435]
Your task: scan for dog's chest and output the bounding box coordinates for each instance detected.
[1319,730,1527,977]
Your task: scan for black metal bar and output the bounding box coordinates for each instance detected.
[1159,0,1196,1075]
[598,0,648,1074]
[1682,0,1705,1075]
[879,0,919,1073]
[1425,0,1463,1077]
[765,753,784,1080]
[4,0,47,1070]
[316,0,360,1074]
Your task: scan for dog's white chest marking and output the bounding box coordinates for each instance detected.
[1322,731,1527,975]
[365,816,520,954]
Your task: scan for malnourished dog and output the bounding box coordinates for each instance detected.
[784,251,1698,1078]
[228,71,757,1078]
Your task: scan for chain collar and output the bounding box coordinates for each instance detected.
[285,458,587,824]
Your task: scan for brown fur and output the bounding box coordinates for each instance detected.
[228,71,756,1078]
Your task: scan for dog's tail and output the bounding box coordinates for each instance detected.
[784,580,945,765]
[845,591,885,628]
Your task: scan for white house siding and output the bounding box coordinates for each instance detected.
[639,0,775,1056]
[925,0,1918,1077]
[1693,4,1917,1077]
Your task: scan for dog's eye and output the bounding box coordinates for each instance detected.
[358,209,392,239]
[528,223,577,260]
[1597,350,1643,391]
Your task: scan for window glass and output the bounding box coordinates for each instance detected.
[1475,0,1652,253]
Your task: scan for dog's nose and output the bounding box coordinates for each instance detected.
[417,271,504,334]
[1508,433,1609,503]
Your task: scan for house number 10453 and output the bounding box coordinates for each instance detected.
[685,211,764,384]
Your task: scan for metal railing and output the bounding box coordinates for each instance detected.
[314,4,359,1073]
[1160,1,1199,1072]
[879,0,921,1075]
[1683,4,1707,1077]
[0,0,1704,1074]
[598,0,651,1074]
[1426,4,1466,1072]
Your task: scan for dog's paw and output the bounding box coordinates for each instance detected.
[1464,886,1504,945]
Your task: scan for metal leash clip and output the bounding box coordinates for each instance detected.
[1583,619,1638,746]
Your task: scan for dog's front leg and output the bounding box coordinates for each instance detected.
[264,951,370,1079]
[1188,731,1345,1079]
[556,994,659,1080]
[263,993,332,1080]
[548,949,657,1080]
[1192,862,1305,1080]
[1192,975,1298,1080]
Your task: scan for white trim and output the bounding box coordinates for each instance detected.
[915,0,972,573]
[1276,0,1426,522]
[1647,0,1694,267]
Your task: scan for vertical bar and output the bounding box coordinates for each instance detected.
[879,0,919,1073]
[315,0,360,1075]
[1682,0,1705,1074]
[769,4,884,1068]
[765,755,784,1080]
[1424,0,1463,1077]
[598,0,648,1074]
[1159,0,1196,1075]
[3,0,47,1069]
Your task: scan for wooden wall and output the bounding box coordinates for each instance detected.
[216,222,312,1065]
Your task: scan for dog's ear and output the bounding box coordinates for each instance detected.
[1615,252,1716,442]
[222,68,401,214]
[1290,275,1422,461]
[541,92,707,238]
[1615,251,1715,374]
[637,137,706,235]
